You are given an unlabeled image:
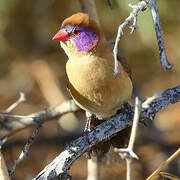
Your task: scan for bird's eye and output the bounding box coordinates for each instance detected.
[73,29,81,36]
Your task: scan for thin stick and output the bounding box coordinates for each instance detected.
[0,139,9,180]
[8,119,42,177]
[126,159,132,180]
[128,97,141,151]
[0,99,79,139]
[5,92,26,113]
[113,1,148,75]
[0,92,26,129]
[0,152,10,180]
[149,0,172,70]
[87,156,100,180]
[146,148,180,180]
[0,113,34,120]
[114,97,141,180]
[159,172,180,180]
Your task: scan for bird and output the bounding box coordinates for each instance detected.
[53,13,133,157]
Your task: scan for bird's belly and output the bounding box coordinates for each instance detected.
[66,58,132,119]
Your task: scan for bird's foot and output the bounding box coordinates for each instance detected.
[84,111,93,132]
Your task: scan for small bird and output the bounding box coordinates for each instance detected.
[53,13,133,156]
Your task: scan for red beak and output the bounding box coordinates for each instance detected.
[52,29,69,41]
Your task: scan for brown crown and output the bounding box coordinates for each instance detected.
[62,13,101,37]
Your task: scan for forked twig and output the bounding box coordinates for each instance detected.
[114,97,141,180]
[113,0,172,74]
[8,118,42,177]
[0,92,26,130]
[113,1,149,75]
[0,99,79,139]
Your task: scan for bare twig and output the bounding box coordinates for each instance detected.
[127,97,140,153]
[0,92,26,130]
[114,97,140,180]
[0,139,7,147]
[0,139,9,180]
[33,85,180,180]
[0,113,34,120]
[0,152,10,180]
[113,1,149,75]
[0,99,79,139]
[0,93,35,177]
[87,156,100,180]
[8,118,42,177]
[149,0,172,70]
[146,148,180,180]
[113,0,172,74]
[5,92,26,113]
[159,172,180,180]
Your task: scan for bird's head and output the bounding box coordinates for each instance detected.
[53,13,102,57]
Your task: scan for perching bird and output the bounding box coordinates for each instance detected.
[53,13,133,156]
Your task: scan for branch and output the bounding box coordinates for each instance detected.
[0,100,79,139]
[149,0,172,70]
[146,148,180,180]
[113,0,172,75]
[0,92,26,132]
[8,119,42,177]
[5,92,26,113]
[113,0,149,75]
[0,139,10,180]
[158,172,180,180]
[33,85,180,180]
[0,152,10,180]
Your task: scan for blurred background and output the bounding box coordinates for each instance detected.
[0,0,180,179]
